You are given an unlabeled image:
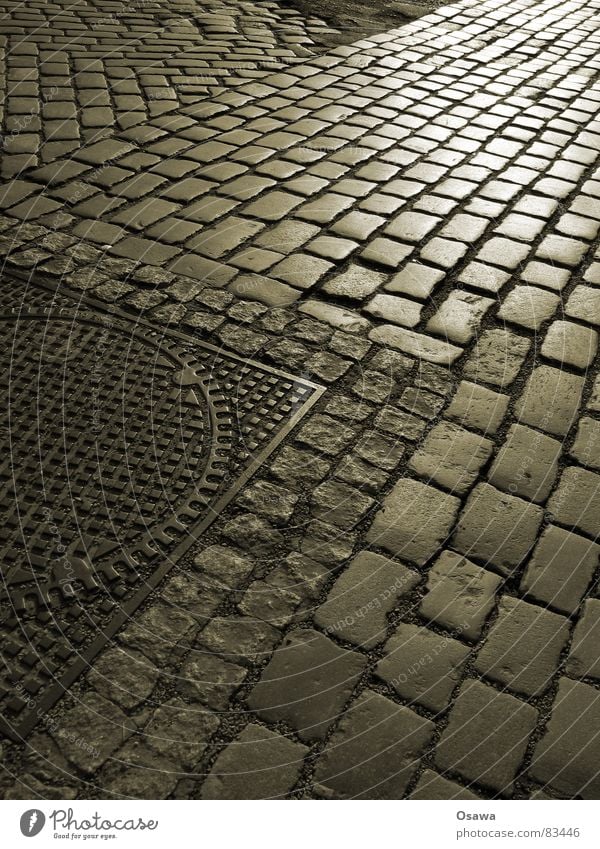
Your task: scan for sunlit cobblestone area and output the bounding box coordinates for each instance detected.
[1,0,600,801]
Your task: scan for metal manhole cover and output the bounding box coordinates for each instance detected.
[0,277,324,740]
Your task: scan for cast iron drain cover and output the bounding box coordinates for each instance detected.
[0,277,324,740]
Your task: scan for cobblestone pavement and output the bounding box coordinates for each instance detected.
[1,0,600,800]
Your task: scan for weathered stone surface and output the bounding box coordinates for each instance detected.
[427,291,494,344]
[410,421,494,494]
[515,366,584,436]
[177,652,247,709]
[475,596,569,696]
[520,526,600,615]
[104,740,179,800]
[311,480,374,528]
[531,678,600,799]
[377,622,470,712]
[199,616,281,666]
[313,691,434,798]
[488,424,561,503]
[367,478,460,566]
[222,513,284,557]
[119,603,196,665]
[446,381,510,435]
[463,329,530,388]
[541,320,598,369]
[296,414,357,456]
[193,545,254,591]
[88,648,158,710]
[51,695,134,776]
[248,629,366,741]
[315,551,418,648]
[547,467,600,536]
[420,550,502,641]
[571,417,600,470]
[436,680,537,795]
[453,483,544,576]
[410,770,478,800]
[369,324,463,366]
[201,724,308,799]
[144,698,219,768]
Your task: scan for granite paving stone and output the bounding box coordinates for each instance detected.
[364,293,422,328]
[248,629,366,741]
[367,478,460,566]
[377,623,470,713]
[427,291,495,345]
[315,551,418,649]
[547,467,600,537]
[369,325,463,366]
[474,596,570,697]
[420,550,502,642]
[488,423,562,504]
[446,381,510,435]
[435,680,537,795]
[515,366,585,436]
[322,263,387,300]
[541,320,598,369]
[385,262,445,298]
[410,771,478,800]
[530,678,600,799]
[566,285,600,327]
[410,421,494,495]
[201,725,308,799]
[570,417,600,470]
[144,699,219,770]
[566,600,600,681]
[3,0,600,803]
[312,691,434,799]
[453,483,544,576]
[520,525,600,616]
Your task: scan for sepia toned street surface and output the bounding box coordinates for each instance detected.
[1,0,600,800]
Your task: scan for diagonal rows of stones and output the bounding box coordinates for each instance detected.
[1,0,600,802]
[0,0,339,175]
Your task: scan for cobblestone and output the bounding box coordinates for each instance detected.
[3,0,600,803]
[531,678,600,799]
[435,680,537,795]
[515,366,585,436]
[520,526,600,616]
[313,691,434,798]
[201,725,308,799]
[474,596,569,697]
[547,467,600,536]
[488,424,562,504]
[410,421,494,495]
[315,551,418,648]
[419,550,502,641]
[377,623,470,713]
[446,381,510,435]
[248,629,366,741]
[51,696,134,776]
[367,478,460,566]
[453,483,544,576]
[463,329,531,388]
[541,320,598,369]
[411,771,478,800]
